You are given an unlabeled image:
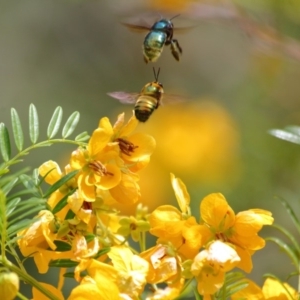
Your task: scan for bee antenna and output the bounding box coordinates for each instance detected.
[153,67,160,81]
[170,14,180,20]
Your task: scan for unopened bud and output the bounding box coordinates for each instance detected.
[0,272,19,300]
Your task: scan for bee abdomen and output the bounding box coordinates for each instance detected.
[135,96,158,122]
[143,31,166,62]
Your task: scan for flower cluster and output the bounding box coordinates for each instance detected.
[15,110,276,299]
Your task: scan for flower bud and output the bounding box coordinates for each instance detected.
[0,272,19,300]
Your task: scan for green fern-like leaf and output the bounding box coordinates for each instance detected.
[216,272,248,299]
[29,104,39,144]
[266,236,299,267]
[47,106,63,139]
[11,108,24,151]
[43,170,78,199]
[49,259,79,268]
[62,111,80,138]
[0,123,11,162]
[52,188,76,214]
[269,127,300,145]
[75,131,90,142]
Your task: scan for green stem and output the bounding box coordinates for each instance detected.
[1,139,86,172]
[16,292,29,300]
[8,244,27,273]
[180,277,194,297]
[139,231,146,252]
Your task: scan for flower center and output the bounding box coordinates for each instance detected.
[88,161,114,176]
[116,138,138,156]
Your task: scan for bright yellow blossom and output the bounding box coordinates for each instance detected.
[149,205,210,259]
[68,259,120,300]
[200,193,273,272]
[149,174,211,259]
[18,210,57,251]
[262,277,298,300]
[70,113,155,204]
[112,113,156,172]
[140,244,181,284]
[231,277,298,300]
[191,240,240,296]
[107,245,149,298]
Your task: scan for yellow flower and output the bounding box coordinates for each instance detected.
[107,245,149,298]
[262,278,297,300]
[112,113,156,172]
[0,272,19,300]
[149,205,209,259]
[68,260,120,300]
[70,113,155,203]
[140,244,181,284]
[70,117,123,201]
[200,193,273,272]
[149,175,211,259]
[18,210,57,251]
[108,172,141,205]
[191,240,240,296]
[231,278,298,300]
[70,147,122,202]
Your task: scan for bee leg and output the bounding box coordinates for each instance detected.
[170,39,182,61]
[143,55,149,63]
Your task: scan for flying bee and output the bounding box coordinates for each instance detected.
[122,15,182,63]
[108,68,163,122]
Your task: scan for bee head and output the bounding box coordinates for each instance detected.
[152,19,173,31]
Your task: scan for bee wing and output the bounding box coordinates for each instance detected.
[174,26,197,33]
[107,92,139,104]
[121,22,152,32]
[161,93,189,105]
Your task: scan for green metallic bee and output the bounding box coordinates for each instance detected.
[123,15,182,63]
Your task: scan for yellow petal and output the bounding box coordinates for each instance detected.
[200,193,235,231]
[262,277,298,299]
[171,173,190,214]
[98,116,114,134]
[124,133,156,162]
[231,279,264,300]
[88,125,112,156]
[32,282,64,300]
[207,241,240,272]
[109,173,141,204]
[70,149,86,170]
[39,161,62,185]
[118,112,138,137]
[78,174,96,202]
[197,270,225,295]
[234,246,253,273]
[95,164,121,190]
[113,113,125,133]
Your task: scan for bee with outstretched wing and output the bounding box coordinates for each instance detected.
[108,68,186,122]
[108,68,163,122]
